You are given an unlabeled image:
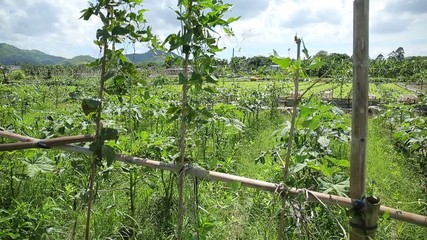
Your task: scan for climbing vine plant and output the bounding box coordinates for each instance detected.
[80,0,154,239]
[162,0,239,238]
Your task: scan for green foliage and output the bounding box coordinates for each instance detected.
[1,2,426,240]
[1,73,426,239]
[379,103,427,178]
[9,70,26,81]
[269,98,351,196]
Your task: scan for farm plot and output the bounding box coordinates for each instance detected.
[1,76,427,239]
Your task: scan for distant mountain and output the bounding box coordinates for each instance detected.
[0,43,66,65]
[126,49,179,64]
[60,55,97,65]
[0,43,177,66]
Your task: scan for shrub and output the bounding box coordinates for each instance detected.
[9,70,26,81]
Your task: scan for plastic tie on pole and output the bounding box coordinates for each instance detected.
[36,141,50,149]
[178,164,190,177]
[350,196,381,238]
[274,182,284,194]
[349,221,377,231]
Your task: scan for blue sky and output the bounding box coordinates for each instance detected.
[0,0,426,59]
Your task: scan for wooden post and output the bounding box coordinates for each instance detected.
[351,0,369,202]
[350,0,371,239]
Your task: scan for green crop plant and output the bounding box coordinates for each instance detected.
[161,1,239,238]
[1,2,427,239]
[80,0,154,238]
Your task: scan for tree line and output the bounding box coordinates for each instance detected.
[1,47,426,84]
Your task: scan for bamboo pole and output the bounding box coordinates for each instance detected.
[0,135,97,151]
[351,0,370,239]
[351,0,369,201]
[1,131,426,227]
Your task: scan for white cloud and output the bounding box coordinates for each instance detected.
[0,0,101,58]
[0,0,425,59]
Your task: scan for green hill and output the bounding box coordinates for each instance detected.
[0,43,66,65]
[0,43,177,66]
[126,49,179,64]
[60,55,97,65]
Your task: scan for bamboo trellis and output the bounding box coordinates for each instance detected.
[0,130,426,228]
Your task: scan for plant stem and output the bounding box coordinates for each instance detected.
[279,36,301,240]
[85,161,97,240]
[85,38,108,240]
[177,2,192,237]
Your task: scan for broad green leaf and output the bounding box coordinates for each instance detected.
[299,106,315,117]
[101,71,115,82]
[112,26,129,36]
[139,131,150,141]
[291,162,307,174]
[190,71,203,84]
[302,40,309,59]
[80,8,94,20]
[324,156,350,168]
[23,156,54,177]
[96,29,110,40]
[206,74,218,83]
[81,98,101,115]
[178,73,188,84]
[308,57,324,70]
[101,128,119,141]
[102,145,116,167]
[143,90,150,100]
[271,56,291,70]
[382,210,390,221]
[309,118,321,130]
[226,16,241,24]
[89,139,103,155]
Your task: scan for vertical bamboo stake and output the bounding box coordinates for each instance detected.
[364,196,381,238]
[350,0,369,239]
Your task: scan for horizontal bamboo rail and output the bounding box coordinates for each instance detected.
[0,130,426,227]
[0,134,98,151]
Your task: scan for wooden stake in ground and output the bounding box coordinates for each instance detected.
[350,0,371,239]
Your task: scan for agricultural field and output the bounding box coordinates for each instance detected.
[0,73,426,239]
[1,0,426,239]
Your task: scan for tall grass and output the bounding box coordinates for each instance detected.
[367,119,427,238]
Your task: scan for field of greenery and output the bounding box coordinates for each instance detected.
[0,71,426,239]
[1,0,427,239]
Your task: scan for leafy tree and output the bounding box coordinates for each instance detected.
[246,55,272,70]
[375,53,384,61]
[9,70,26,81]
[388,47,405,61]
[0,65,9,83]
[230,56,247,73]
[311,51,351,77]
